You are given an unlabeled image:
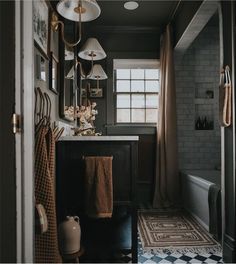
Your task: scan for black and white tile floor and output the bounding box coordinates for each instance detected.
[137,234,222,264]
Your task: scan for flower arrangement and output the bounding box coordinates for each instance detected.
[64,106,76,121]
[64,102,100,136]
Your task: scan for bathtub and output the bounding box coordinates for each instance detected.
[181,170,221,231]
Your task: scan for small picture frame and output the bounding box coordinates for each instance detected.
[36,53,47,82]
[33,0,50,58]
[81,88,87,98]
[81,87,103,98]
[49,52,59,94]
[89,88,103,98]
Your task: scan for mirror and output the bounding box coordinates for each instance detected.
[58,38,74,121]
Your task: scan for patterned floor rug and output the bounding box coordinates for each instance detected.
[138,210,222,255]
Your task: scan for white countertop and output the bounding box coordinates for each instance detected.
[58,136,139,141]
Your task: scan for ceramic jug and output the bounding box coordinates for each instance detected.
[58,216,81,255]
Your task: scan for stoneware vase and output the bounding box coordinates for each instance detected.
[58,216,81,255]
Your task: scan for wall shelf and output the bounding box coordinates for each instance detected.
[194,95,214,131]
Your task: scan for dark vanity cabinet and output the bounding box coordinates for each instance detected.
[56,136,138,263]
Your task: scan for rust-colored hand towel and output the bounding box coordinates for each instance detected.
[84,156,113,218]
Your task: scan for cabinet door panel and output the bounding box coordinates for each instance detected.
[56,141,133,220]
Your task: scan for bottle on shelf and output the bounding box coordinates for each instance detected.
[195,117,201,130]
[202,116,207,130]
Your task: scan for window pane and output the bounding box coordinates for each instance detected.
[132,94,145,108]
[131,80,144,92]
[146,109,158,123]
[117,69,130,79]
[117,80,130,92]
[146,94,159,108]
[117,109,130,122]
[115,64,160,124]
[131,69,144,79]
[146,80,160,92]
[145,69,159,79]
[117,94,130,108]
[132,109,145,123]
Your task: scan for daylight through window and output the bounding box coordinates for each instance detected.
[114,63,160,124]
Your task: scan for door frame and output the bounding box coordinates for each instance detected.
[0,1,16,262]
[221,1,236,262]
[15,1,34,262]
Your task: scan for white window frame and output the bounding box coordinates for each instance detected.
[113,59,160,125]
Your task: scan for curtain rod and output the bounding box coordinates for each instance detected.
[169,0,182,24]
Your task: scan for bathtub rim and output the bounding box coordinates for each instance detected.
[181,170,214,190]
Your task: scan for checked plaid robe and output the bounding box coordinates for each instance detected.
[35,124,62,263]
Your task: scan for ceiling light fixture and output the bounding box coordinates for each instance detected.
[124,1,139,10]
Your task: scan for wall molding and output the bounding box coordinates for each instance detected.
[137,181,152,185]
[175,0,218,52]
[223,234,236,263]
[106,125,156,135]
[85,25,161,35]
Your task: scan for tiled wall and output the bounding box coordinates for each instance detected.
[175,24,221,170]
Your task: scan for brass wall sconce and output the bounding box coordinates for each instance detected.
[65,38,107,80]
[53,0,108,135]
[51,0,107,82]
[89,64,108,89]
[51,0,101,47]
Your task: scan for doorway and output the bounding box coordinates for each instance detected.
[0,1,34,262]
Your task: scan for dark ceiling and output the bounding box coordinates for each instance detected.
[50,0,183,53]
[91,1,178,27]
[51,1,179,28]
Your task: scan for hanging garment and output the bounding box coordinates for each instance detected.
[46,126,55,180]
[219,66,232,127]
[35,124,62,263]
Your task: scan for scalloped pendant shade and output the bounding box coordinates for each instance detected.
[56,0,101,22]
[89,64,107,80]
[78,38,106,61]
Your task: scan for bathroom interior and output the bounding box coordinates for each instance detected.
[34,0,233,263]
[34,0,224,262]
[0,0,236,263]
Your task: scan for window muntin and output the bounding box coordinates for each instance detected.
[115,68,159,124]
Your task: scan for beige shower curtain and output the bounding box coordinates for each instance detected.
[153,24,181,208]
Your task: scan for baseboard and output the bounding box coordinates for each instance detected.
[223,234,236,263]
[184,208,209,232]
